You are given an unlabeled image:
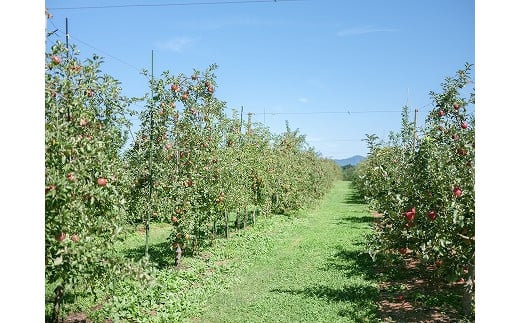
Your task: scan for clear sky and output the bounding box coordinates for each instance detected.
[43,0,475,159]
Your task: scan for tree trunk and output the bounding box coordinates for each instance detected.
[212,220,217,244]
[174,245,182,266]
[242,209,248,229]
[462,263,475,316]
[224,211,229,238]
[52,285,64,323]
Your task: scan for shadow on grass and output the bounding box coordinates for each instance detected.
[322,247,378,280]
[336,215,375,225]
[271,280,380,321]
[270,245,379,319]
[319,246,471,321]
[270,283,378,303]
[123,240,175,269]
[343,190,366,205]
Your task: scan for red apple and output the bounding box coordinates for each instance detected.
[453,186,462,197]
[457,148,467,156]
[404,207,416,221]
[71,65,81,73]
[45,184,56,194]
[66,173,75,182]
[70,234,79,242]
[428,211,437,220]
[51,55,61,64]
[398,248,407,255]
[438,110,445,117]
[182,93,189,100]
[461,121,468,129]
[97,177,108,186]
[55,232,66,241]
[171,216,179,223]
[453,103,460,110]
[171,84,180,92]
[207,85,214,93]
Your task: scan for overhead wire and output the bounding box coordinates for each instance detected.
[46,20,148,148]
[46,11,408,120]
[48,18,145,75]
[48,0,307,11]
[67,35,145,74]
[44,3,421,153]
[253,110,403,115]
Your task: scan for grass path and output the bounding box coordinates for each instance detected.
[53,180,469,322]
[190,180,379,322]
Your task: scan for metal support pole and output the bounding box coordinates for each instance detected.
[145,50,154,257]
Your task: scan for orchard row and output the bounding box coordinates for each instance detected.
[352,64,475,315]
[45,40,341,309]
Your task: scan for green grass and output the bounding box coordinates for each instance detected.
[189,180,379,322]
[48,181,472,322]
[49,180,473,322]
[49,181,380,322]
[47,181,378,322]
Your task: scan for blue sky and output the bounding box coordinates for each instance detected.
[43,0,475,159]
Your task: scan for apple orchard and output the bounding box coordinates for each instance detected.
[45,39,474,319]
[45,40,341,319]
[352,63,475,314]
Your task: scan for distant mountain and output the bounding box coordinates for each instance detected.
[334,155,366,167]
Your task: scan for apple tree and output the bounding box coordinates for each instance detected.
[45,41,136,319]
[354,64,475,315]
